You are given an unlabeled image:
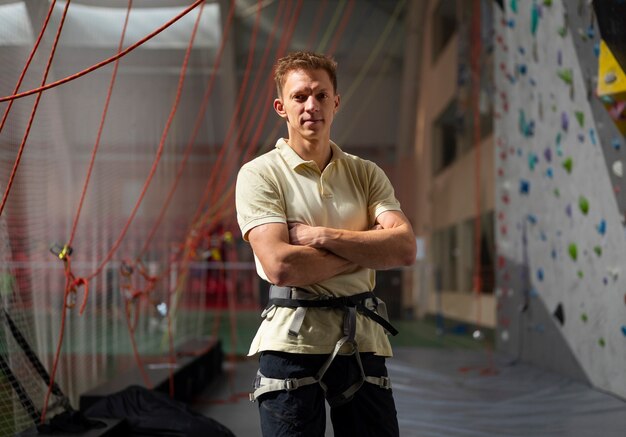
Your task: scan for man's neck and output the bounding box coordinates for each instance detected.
[287,137,332,171]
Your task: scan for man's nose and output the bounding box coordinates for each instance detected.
[305,96,318,111]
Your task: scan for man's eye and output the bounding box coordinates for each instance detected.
[294,95,306,102]
[317,94,328,100]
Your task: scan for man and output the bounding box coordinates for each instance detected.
[235,51,415,437]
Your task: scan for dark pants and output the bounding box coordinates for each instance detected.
[257,351,399,437]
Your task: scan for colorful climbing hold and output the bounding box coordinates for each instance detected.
[510,0,518,13]
[561,112,569,131]
[597,219,607,235]
[530,3,540,35]
[581,313,588,323]
[546,167,553,178]
[589,129,596,145]
[537,268,544,281]
[563,157,573,173]
[544,147,552,162]
[520,179,530,194]
[557,68,573,85]
[579,196,589,215]
[575,111,584,127]
[598,338,606,347]
[621,326,626,337]
[612,160,623,178]
[593,246,602,257]
[528,152,538,170]
[577,270,584,279]
[613,138,622,150]
[568,243,578,261]
[553,303,564,325]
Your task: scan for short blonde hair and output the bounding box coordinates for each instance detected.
[273,51,338,97]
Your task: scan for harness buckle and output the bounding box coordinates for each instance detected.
[283,378,298,391]
[379,376,392,389]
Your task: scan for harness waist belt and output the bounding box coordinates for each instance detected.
[249,285,397,406]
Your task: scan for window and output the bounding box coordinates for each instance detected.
[433,99,461,174]
[460,212,495,294]
[433,225,458,292]
[432,0,457,62]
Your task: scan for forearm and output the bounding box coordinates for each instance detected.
[297,225,416,270]
[262,243,356,287]
[290,223,415,270]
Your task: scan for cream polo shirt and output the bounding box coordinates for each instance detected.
[235,138,402,357]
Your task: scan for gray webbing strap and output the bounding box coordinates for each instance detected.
[250,285,394,404]
[267,286,320,337]
[250,372,318,401]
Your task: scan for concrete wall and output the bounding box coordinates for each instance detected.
[494,0,626,398]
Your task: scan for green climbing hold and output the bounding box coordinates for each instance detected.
[531,3,540,35]
[568,243,578,261]
[543,0,552,5]
[563,157,573,173]
[510,0,518,13]
[557,26,567,37]
[554,188,560,198]
[557,68,573,85]
[575,111,584,127]
[598,338,606,347]
[593,246,602,257]
[577,270,584,279]
[579,196,589,215]
[581,313,588,323]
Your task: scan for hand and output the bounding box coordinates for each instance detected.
[288,222,321,247]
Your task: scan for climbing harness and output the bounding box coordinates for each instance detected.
[249,286,398,407]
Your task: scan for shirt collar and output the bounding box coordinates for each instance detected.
[275,138,347,170]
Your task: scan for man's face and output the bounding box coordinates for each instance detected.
[274,68,340,143]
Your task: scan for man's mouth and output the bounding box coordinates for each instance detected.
[303,119,322,125]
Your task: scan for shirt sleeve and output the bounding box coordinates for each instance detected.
[366,161,402,221]
[235,163,287,241]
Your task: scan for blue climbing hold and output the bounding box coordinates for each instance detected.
[520,179,530,194]
[597,219,607,235]
[589,129,596,145]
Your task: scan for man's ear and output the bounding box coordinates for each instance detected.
[274,98,287,118]
[334,94,340,114]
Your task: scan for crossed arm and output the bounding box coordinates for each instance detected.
[248,210,416,287]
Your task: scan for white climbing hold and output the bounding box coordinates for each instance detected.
[612,160,623,178]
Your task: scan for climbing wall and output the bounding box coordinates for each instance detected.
[494,0,626,399]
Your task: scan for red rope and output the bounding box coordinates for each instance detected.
[203,0,303,216]
[187,0,276,232]
[68,0,133,248]
[0,0,71,218]
[138,0,237,258]
[327,0,356,55]
[0,0,57,133]
[305,0,329,48]
[0,0,205,104]
[84,0,204,284]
